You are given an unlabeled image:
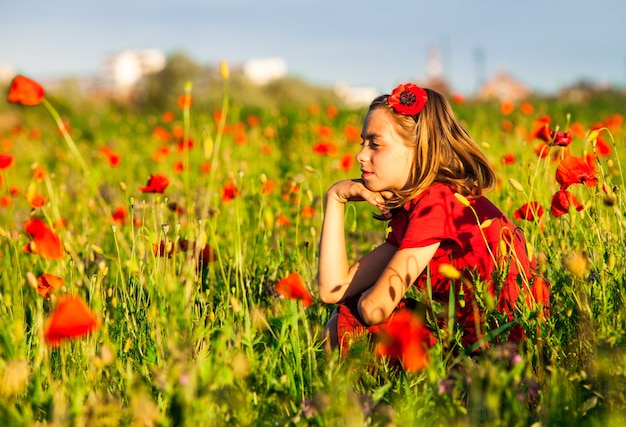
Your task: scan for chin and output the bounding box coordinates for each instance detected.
[362,181,380,192]
[363,181,388,193]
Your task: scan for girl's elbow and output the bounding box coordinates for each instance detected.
[319,291,340,305]
[358,297,387,325]
[318,285,343,305]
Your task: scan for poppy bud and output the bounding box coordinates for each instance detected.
[454,193,470,207]
[439,264,461,280]
[509,178,524,193]
[480,218,494,229]
[220,59,229,80]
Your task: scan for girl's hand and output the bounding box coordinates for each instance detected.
[327,179,391,215]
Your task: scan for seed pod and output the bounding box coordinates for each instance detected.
[439,264,461,280]
[509,178,524,193]
[220,59,230,80]
[454,193,471,207]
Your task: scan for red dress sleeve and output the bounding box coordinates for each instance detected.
[386,184,478,251]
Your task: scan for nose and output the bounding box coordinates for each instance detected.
[356,145,367,164]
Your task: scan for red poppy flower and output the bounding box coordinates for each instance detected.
[595,137,611,156]
[603,114,623,131]
[246,115,261,126]
[151,146,171,162]
[513,201,544,221]
[221,180,239,203]
[213,109,223,123]
[275,272,313,307]
[388,83,428,116]
[276,214,291,227]
[520,102,534,115]
[178,94,192,109]
[343,124,360,144]
[152,126,172,143]
[501,119,513,132]
[199,162,211,174]
[339,152,355,171]
[555,155,598,190]
[176,138,194,152]
[324,105,337,119]
[162,111,175,123]
[173,161,185,174]
[112,205,127,225]
[37,273,64,298]
[139,173,170,194]
[24,218,64,260]
[301,205,315,219]
[532,115,551,142]
[313,141,338,156]
[500,100,515,115]
[374,309,432,372]
[7,75,45,106]
[551,130,572,147]
[570,122,586,138]
[0,153,13,169]
[501,153,516,165]
[590,126,612,156]
[44,295,99,346]
[529,275,550,316]
[534,142,550,158]
[315,125,333,138]
[0,195,12,208]
[29,128,42,139]
[234,131,247,145]
[262,179,276,195]
[32,165,46,181]
[25,190,46,208]
[550,189,584,217]
[100,146,121,167]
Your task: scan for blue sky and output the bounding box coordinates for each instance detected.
[2,0,625,95]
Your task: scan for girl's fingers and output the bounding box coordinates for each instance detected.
[379,190,394,200]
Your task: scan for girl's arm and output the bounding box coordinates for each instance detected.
[318,179,391,304]
[357,242,440,325]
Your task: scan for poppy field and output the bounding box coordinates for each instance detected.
[1,70,626,426]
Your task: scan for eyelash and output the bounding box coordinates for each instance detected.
[360,141,379,149]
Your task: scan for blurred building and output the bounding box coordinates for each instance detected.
[0,64,16,84]
[417,46,452,95]
[243,57,287,85]
[99,49,166,97]
[476,71,530,102]
[334,83,381,107]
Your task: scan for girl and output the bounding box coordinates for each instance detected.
[318,83,549,354]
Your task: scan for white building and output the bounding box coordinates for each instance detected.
[243,57,287,85]
[0,64,15,84]
[334,82,381,108]
[102,49,166,96]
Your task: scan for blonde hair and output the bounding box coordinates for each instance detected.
[368,88,496,209]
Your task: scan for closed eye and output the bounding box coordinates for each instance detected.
[360,140,380,149]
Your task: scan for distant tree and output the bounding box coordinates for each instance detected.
[140,51,203,110]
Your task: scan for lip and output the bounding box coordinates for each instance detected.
[361,170,373,179]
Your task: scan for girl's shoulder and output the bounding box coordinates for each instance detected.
[404,182,456,209]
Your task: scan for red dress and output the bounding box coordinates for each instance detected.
[336,182,550,350]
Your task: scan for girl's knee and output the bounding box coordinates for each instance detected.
[324,309,339,351]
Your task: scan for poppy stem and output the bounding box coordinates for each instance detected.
[42,98,90,177]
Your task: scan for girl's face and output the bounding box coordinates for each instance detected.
[356,109,414,193]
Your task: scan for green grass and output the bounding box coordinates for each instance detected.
[1,79,626,426]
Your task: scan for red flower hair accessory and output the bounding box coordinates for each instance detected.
[388,83,428,117]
